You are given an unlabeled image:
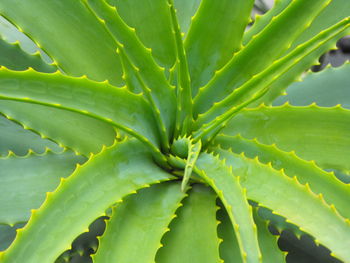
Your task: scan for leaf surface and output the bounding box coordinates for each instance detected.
[0,150,85,225]
[214,134,350,220]
[0,68,163,160]
[156,185,221,263]
[222,105,350,174]
[215,148,350,262]
[0,0,123,85]
[94,182,186,263]
[0,115,61,156]
[185,0,254,96]
[196,153,261,263]
[194,0,332,115]
[0,101,116,156]
[274,62,350,109]
[0,139,174,263]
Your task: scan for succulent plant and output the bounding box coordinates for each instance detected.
[0,0,349,262]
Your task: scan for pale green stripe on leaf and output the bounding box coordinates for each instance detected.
[86,0,176,142]
[156,184,221,263]
[196,153,261,263]
[0,150,85,225]
[274,62,350,109]
[94,182,186,263]
[0,0,123,85]
[214,134,350,220]
[181,139,201,191]
[222,105,350,174]
[0,115,61,156]
[216,149,350,262]
[0,101,116,156]
[0,68,162,159]
[194,0,332,115]
[107,0,176,71]
[196,18,350,127]
[185,0,254,96]
[0,139,174,263]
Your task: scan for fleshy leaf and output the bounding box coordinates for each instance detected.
[215,148,350,262]
[93,182,186,263]
[0,68,164,162]
[222,104,350,174]
[214,134,350,220]
[0,115,61,155]
[0,0,123,85]
[274,62,350,109]
[196,153,261,263]
[107,0,176,71]
[193,0,332,115]
[0,101,116,156]
[156,184,221,263]
[0,149,85,225]
[185,0,254,96]
[0,139,174,263]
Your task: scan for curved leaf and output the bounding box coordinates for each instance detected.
[195,153,261,263]
[0,37,55,72]
[222,104,350,174]
[0,139,174,263]
[0,0,123,85]
[184,0,254,96]
[214,134,350,220]
[107,0,176,71]
[94,182,186,263]
[193,0,332,115]
[0,101,116,156]
[215,148,350,262]
[86,0,176,145]
[156,184,221,263]
[0,150,85,225]
[0,68,164,162]
[173,0,201,37]
[274,62,350,109]
[0,115,61,156]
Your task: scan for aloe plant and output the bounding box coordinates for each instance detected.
[0,0,349,262]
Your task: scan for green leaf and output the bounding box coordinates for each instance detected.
[0,224,24,251]
[0,115,61,156]
[196,17,350,126]
[181,139,201,191]
[185,0,254,96]
[215,148,350,262]
[156,184,221,263]
[0,0,123,85]
[93,182,186,263]
[107,0,176,71]
[0,37,55,72]
[217,201,285,263]
[214,134,350,220]
[0,101,116,156]
[193,0,332,115]
[222,104,350,174]
[195,153,261,263]
[274,62,350,109]
[168,0,193,136]
[290,0,350,50]
[173,0,201,37]
[86,0,177,146]
[243,0,292,45]
[0,150,85,225]
[0,68,164,162]
[0,139,174,263]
